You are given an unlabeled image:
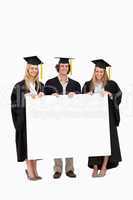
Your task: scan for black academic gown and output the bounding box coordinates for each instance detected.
[11,80,44,162]
[44,76,81,95]
[82,80,122,169]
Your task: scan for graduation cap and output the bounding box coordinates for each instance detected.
[24,56,43,65]
[24,56,44,80]
[55,57,74,74]
[91,59,111,69]
[91,59,112,79]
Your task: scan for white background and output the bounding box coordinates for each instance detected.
[0,0,132,199]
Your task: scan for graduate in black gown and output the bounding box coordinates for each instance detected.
[11,56,45,181]
[44,57,81,179]
[82,59,122,177]
[44,58,81,96]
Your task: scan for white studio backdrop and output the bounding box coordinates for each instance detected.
[0,0,132,199]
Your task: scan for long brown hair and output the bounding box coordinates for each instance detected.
[24,64,40,92]
[89,67,109,92]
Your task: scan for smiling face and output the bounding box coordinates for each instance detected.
[28,64,39,79]
[95,67,105,81]
[59,63,69,75]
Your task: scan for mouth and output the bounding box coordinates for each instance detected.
[31,73,37,76]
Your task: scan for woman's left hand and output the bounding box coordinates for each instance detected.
[101,91,112,97]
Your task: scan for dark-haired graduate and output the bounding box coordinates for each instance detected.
[82,59,122,177]
[11,56,45,181]
[44,57,81,179]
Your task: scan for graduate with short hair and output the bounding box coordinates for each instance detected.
[44,57,81,179]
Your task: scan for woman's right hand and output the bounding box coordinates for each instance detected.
[31,95,37,99]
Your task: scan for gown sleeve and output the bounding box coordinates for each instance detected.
[39,82,45,93]
[105,80,122,126]
[44,80,59,95]
[82,81,91,93]
[74,82,81,94]
[11,84,18,130]
[11,82,25,130]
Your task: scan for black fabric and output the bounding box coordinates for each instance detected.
[55,57,73,64]
[24,56,43,65]
[44,76,81,95]
[11,80,44,162]
[82,80,122,169]
[91,59,110,69]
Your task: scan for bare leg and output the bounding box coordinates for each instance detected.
[99,156,109,176]
[92,165,98,177]
[32,160,38,176]
[32,160,42,179]
[26,160,36,178]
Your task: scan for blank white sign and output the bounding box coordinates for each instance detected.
[26,94,111,159]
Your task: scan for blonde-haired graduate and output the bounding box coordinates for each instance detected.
[11,56,44,181]
[82,59,122,177]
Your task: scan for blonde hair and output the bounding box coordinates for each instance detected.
[24,64,40,92]
[90,67,109,92]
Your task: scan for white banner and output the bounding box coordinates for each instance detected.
[26,94,111,159]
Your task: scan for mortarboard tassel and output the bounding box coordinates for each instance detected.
[40,63,43,80]
[107,66,111,80]
[69,59,73,75]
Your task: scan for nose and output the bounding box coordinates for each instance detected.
[32,68,37,72]
[62,66,67,70]
[98,72,102,75]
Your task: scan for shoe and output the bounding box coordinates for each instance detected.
[53,172,62,179]
[66,170,76,178]
[97,168,107,177]
[25,170,39,181]
[36,176,42,180]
